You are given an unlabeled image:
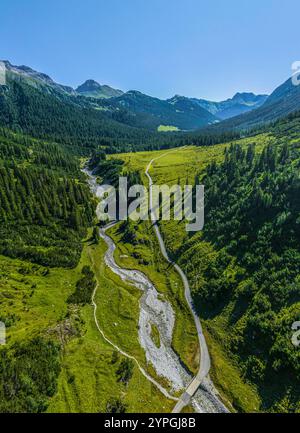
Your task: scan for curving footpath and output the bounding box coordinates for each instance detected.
[145,148,224,413]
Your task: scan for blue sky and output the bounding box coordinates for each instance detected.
[1,0,299,100]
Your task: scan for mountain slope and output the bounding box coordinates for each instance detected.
[264,78,298,105]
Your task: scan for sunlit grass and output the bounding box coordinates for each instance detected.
[157,125,180,132]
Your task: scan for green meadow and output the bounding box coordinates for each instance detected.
[47,234,177,413]
[157,125,180,132]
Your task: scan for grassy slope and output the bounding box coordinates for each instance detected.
[110,132,276,412]
[0,255,79,346]
[48,234,176,413]
[1,231,174,413]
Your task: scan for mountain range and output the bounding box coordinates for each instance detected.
[1,60,300,133]
[192,92,268,120]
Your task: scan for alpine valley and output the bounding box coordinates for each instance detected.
[0,60,299,414]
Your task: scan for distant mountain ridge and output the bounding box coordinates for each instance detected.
[191,92,268,120]
[1,60,270,130]
[2,61,218,129]
[207,76,300,132]
[2,60,300,133]
[76,79,123,99]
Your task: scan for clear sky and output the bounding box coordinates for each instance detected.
[1,0,299,100]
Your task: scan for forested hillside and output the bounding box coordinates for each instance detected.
[0,128,96,412]
[0,128,94,267]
